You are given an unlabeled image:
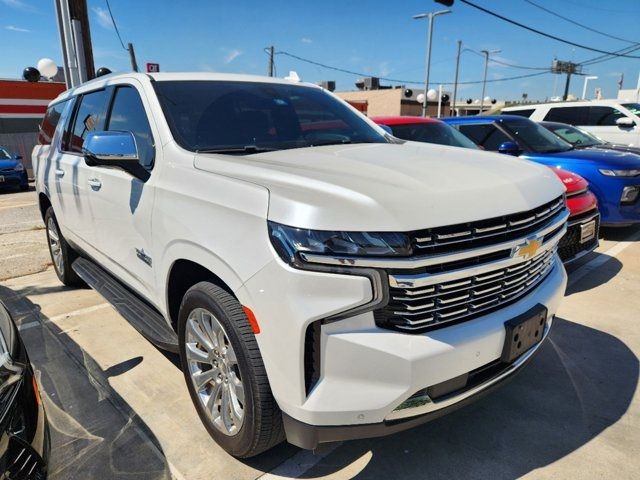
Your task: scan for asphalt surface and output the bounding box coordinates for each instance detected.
[0,186,638,479]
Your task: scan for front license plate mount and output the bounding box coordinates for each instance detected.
[501,305,548,364]
[580,220,596,244]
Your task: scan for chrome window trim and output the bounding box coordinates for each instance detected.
[299,208,569,272]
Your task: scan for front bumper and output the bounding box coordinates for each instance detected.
[0,171,28,189]
[239,248,567,448]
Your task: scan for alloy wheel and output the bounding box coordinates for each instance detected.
[47,217,64,275]
[185,308,245,436]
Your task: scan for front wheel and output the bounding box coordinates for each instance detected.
[178,282,284,458]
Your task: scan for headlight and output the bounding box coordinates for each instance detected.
[268,221,412,265]
[14,163,24,172]
[599,168,640,177]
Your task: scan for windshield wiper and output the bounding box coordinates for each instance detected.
[196,145,279,155]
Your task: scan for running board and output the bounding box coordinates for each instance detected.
[72,257,179,352]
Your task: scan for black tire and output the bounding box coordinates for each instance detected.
[44,207,84,287]
[178,282,284,458]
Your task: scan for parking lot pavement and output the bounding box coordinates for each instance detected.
[0,188,638,479]
[0,185,51,280]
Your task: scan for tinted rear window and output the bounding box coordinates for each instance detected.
[503,109,534,118]
[38,101,67,145]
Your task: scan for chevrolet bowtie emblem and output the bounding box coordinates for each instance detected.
[514,238,542,260]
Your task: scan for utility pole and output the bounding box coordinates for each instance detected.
[414,9,451,117]
[480,49,500,114]
[267,46,275,77]
[451,40,462,116]
[127,42,139,72]
[55,0,95,87]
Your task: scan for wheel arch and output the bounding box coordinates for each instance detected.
[38,192,52,221]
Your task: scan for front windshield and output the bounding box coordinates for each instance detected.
[0,148,10,160]
[501,119,573,153]
[622,103,640,116]
[154,80,387,153]
[544,124,602,147]
[388,122,479,149]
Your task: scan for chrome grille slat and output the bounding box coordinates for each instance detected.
[383,248,557,331]
[413,196,564,250]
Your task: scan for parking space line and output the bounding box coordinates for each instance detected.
[569,229,640,286]
[258,443,342,479]
[48,302,111,323]
[0,202,37,210]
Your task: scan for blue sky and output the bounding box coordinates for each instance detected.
[1,0,639,101]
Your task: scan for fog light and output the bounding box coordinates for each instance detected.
[621,186,640,204]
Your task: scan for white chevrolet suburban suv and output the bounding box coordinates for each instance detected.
[33,72,568,458]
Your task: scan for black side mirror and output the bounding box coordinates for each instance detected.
[498,141,522,156]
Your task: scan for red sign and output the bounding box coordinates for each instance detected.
[146,63,160,73]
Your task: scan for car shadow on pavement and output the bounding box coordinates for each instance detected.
[565,254,622,296]
[294,317,638,479]
[0,285,174,479]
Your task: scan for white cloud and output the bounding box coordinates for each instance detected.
[5,25,30,32]
[301,37,312,44]
[92,6,113,29]
[1,0,29,10]
[224,49,242,64]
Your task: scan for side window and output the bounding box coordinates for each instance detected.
[458,124,510,151]
[587,106,626,126]
[65,89,110,153]
[38,100,67,145]
[106,86,155,169]
[504,109,534,118]
[543,106,589,125]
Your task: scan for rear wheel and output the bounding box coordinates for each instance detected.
[44,207,84,287]
[178,282,284,458]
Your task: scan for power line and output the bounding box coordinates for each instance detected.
[464,48,548,70]
[105,0,127,51]
[559,0,640,15]
[578,43,640,66]
[276,50,549,86]
[524,0,638,44]
[459,0,640,59]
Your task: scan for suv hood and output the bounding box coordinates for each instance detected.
[523,148,640,169]
[195,143,564,231]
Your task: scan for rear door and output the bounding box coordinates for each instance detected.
[84,82,158,301]
[50,89,110,251]
[585,106,637,145]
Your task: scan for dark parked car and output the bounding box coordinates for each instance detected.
[0,147,28,192]
[540,121,640,156]
[0,303,49,479]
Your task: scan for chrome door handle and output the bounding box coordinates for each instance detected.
[88,178,102,189]
[54,169,65,178]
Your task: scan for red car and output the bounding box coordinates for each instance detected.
[372,116,600,263]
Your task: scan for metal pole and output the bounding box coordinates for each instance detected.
[422,13,434,117]
[128,42,139,72]
[54,0,72,88]
[480,50,489,114]
[268,46,275,77]
[71,19,87,83]
[437,84,443,118]
[563,72,571,101]
[452,40,462,116]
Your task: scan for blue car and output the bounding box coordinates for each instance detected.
[0,146,28,192]
[443,115,640,226]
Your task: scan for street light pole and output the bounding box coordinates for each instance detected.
[451,40,462,115]
[582,75,598,100]
[414,9,451,117]
[480,49,500,114]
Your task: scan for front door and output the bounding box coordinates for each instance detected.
[84,82,158,303]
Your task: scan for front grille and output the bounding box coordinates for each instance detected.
[409,196,564,255]
[558,214,599,262]
[376,248,557,332]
